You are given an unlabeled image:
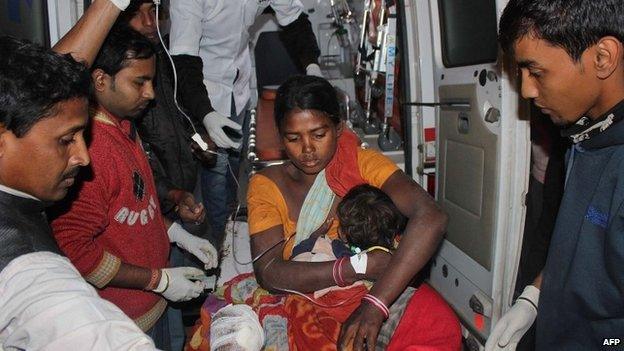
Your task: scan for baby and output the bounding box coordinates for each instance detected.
[291,184,406,261]
[337,184,406,252]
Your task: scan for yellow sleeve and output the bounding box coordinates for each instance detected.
[357,148,400,188]
[247,174,286,236]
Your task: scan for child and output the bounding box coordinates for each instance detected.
[290,184,406,262]
[337,184,406,252]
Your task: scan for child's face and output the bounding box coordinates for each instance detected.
[513,35,602,125]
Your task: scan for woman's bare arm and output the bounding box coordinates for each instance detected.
[371,170,447,305]
[339,170,447,350]
[250,225,344,293]
[52,0,121,67]
[250,223,392,293]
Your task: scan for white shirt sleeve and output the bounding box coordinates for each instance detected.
[270,0,305,26]
[0,252,158,351]
[169,0,204,56]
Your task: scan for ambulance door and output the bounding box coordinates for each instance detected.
[403,0,531,348]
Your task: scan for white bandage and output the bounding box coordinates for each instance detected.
[109,0,130,11]
[305,63,323,77]
[349,253,368,274]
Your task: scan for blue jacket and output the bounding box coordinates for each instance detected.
[537,100,624,350]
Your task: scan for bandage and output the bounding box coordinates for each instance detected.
[108,0,130,11]
[305,63,323,77]
[349,252,368,274]
[211,304,264,351]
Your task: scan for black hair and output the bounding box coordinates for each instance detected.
[499,0,624,61]
[92,25,155,77]
[337,184,406,250]
[0,36,91,137]
[274,75,341,131]
[116,0,154,26]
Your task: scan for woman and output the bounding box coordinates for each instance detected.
[247,75,460,350]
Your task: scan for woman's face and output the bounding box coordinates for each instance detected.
[281,109,342,175]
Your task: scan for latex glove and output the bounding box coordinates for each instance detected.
[306,63,323,77]
[202,111,242,149]
[168,222,219,269]
[108,0,130,11]
[485,285,539,351]
[154,267,206,302]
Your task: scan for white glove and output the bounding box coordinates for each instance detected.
[168,222,219,269]
[485,285,539,351]
[108,0,130,11]
[153,267,206,302]
[202,111,242,149]
[306,63,323,77]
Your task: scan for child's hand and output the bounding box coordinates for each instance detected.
[363,250,392,281]
[310,216,334,239]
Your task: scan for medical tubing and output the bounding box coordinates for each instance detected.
[365,246,392,254]
[247,231,297,264]
[273,285,362,308]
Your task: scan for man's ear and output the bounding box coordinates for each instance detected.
[594,36,623,80]
[92,68,108,92]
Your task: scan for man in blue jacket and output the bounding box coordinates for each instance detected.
[488,1,624,350]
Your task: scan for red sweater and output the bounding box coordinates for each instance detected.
[51,108,170,326]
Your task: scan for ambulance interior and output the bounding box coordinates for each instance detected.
[1,0,532,349]
[247,1,530,348]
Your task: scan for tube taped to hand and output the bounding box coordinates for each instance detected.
[349,252,368,274]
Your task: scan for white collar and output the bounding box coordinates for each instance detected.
[0,184,40,201]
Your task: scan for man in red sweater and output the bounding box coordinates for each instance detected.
[50,26,218,349]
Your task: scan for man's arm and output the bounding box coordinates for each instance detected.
[171,55,215,124]
[49,158,211,299]
[484,273,542,351]
[168,0,213,124]
[269,0,321,70]
[0,252,155,350]
[52,0,126,67]
[532,272,543,289]
[279,12,321,70]
[50,174,155,290]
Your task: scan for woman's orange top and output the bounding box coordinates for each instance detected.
[247,148,400,258]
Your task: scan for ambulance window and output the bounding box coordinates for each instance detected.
[0,1,50,47]
[438,0,498,67]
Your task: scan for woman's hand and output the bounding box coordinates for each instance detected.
[338,301,386,351]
